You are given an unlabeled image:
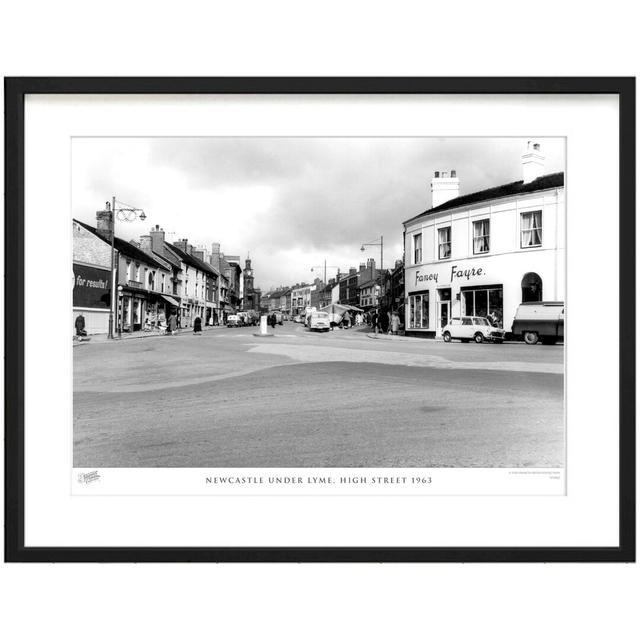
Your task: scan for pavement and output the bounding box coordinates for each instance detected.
[73,321,565,468]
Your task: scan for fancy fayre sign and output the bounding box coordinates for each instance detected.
[73,263,111,308]
[411,263,488,290]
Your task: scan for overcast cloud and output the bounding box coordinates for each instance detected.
[72,137,564,290]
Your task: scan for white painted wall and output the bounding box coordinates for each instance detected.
[404,187,565,333]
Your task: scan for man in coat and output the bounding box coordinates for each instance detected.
[75,313,87,337]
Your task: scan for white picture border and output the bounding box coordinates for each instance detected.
[24,93,619,547]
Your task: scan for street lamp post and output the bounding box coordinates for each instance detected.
[107,198,146,339]
[117,285,124,338]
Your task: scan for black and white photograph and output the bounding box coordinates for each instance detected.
[72,136,566,472]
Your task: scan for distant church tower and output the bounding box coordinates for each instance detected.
[243,257,255,310]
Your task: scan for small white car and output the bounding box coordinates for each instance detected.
[442,316,505,343]
[307,311,331,332]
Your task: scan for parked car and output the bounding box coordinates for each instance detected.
[226,314,242,327]
[442,316,505,343]
[511,301,564,345]
[307,311,331,332]
[293,314,305,324]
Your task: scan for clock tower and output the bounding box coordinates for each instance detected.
[243,257,255,310]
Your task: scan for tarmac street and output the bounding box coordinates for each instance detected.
[73,324,565,468]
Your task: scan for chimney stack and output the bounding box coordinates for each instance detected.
[349,267,357,276]
[521,141,545,183]
[150,225,166,256]
[95,202,113,242]
[173,239,192,255]
[210,242,221,270]
[139,234,153,254]
[431,169,460,208]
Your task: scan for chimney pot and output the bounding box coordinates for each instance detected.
[431,168,460,208]
[522,141,545,183]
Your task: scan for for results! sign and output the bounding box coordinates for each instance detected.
[73,263,111,309]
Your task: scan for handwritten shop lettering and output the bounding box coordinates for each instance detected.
[450,265,483,281]
[415,271,439,285]
[414,265,484,287]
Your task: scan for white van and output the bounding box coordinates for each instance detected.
[511,301,564,345]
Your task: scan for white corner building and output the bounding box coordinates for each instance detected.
[403,142,565,338]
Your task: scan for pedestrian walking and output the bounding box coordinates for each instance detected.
[74,313,87,337]
[379,309,390,334]
[391,312,400,335]
[193,316,202,334]
[168,313,177,336]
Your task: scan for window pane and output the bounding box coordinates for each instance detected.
[414,233,422,264]
[475,290,488,317]
[473,220,489,253]
[421,294,429,328]
[488,288,504,326]
[463,290,474,315]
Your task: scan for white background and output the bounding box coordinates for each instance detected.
[1,1,638,639]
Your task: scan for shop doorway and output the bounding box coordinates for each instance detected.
[437,288,452,336]
[438,301,450,332]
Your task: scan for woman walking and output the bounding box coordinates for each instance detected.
[391,312,400,335]
[168,313,177,336]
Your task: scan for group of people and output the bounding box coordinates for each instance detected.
[367,309,402,335]
[328,308,403,335]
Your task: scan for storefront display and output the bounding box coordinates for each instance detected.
[408,292,429,329]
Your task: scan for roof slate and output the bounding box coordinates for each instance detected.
[403,172,564,225]
[74,219,167,269]
[168,243,219,276]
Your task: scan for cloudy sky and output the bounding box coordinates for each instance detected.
[72,137,564,290]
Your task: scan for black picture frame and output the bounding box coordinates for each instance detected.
[4,77,635,563]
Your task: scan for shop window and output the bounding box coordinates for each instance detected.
[473,219,490,254]
[413,233,422,264]
[462,286,503,327]
[521,272,542,302]
[521,211,542,247]
[438,227,451,259]
[408,293,429,329]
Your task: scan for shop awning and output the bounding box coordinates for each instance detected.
[161,294,179,307]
